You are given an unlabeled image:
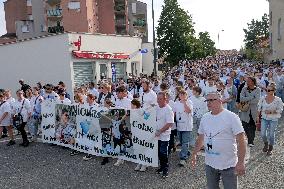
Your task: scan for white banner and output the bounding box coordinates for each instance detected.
[41,101,158,167]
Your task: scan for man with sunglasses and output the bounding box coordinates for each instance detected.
[191,92,246,189]
[43,84,59,101]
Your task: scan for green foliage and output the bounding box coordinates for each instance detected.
[243,13,269,60]
[156,0,216,67]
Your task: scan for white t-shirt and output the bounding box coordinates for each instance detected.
[56,98,72,105]
[0,101,11,126]
[168,100,176,130]
[115,97,131,110]
[198,109,244,170]
[112,120,122,139]
[140,90,157,108]
[12,99,31,123]
[190,96,208,119]
[173,100,193,131]
[156,104,174,141]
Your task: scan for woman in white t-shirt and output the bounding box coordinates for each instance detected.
[257,84,283,155]
[0,92,15,146]
[173,89,193,166]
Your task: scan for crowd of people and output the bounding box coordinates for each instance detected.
[1,52,284,188]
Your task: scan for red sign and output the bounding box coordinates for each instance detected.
[72,51,129,60]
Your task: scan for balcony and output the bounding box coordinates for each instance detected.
[48,25,64,33]
[47,9,62,17]
[133,19,146,27]
[46,0,61,6]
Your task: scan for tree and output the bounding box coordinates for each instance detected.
[196,32,216,58]
[157,0,216,67]
[243,13,269,60]
[156,0,195,67]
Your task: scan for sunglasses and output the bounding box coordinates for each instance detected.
[205,99,218,103]
[267,89,275,92]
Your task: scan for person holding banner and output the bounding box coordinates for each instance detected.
[174,89,193,167]
[155,91,174,178]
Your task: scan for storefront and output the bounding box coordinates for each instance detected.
[0,33,143,95]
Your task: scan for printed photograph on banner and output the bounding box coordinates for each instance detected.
[74,104,103,154]
[99,109,133,156]
[55,104,76,147]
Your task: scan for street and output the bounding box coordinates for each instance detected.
[1,120,283,189]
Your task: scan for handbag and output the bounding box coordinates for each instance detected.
[13,99,25,129]
[236,101,249,112]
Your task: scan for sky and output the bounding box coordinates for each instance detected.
[0,0,269,50]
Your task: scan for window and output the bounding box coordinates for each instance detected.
[68,1,80,10]
[27,0,32,6]
[21,25,29,33]
[132,3,137,14]
[278,18,281,40]
[28,14,33,20]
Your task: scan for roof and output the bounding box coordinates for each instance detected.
[0,32,141,47]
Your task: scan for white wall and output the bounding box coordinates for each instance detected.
[269,0,284,61]
[0,34,72,96]
[68,33,143,79]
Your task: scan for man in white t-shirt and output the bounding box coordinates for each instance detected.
[140,80,157,109]
[191,92,246,189]
[0,92,15,146]
[155,91,174,178]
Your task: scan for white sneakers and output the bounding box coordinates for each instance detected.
[134,164,147,172]
[114,159,124,166]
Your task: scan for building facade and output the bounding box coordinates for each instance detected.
[0,33,143,95]
[2,0,148,43]
[269,0,284,62]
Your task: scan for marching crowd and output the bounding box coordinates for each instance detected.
[1,52,284,188]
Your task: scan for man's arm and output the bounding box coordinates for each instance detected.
[190,134,204,169]
[155,123,172,137]
[235,132,246,176]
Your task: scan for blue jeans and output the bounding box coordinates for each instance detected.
[261,119,278,145]
[158,140,169,173]
[205,165,238,189]
[177,131,191,160]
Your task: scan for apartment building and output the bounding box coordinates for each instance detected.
[1,0,148,43]
[269,0,284,62]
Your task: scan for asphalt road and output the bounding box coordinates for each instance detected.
[0,122,283,189]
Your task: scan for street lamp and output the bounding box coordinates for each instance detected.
[218,29,225,49]
[152,0,157,76]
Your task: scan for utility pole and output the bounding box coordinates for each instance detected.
[152,0,157,76]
